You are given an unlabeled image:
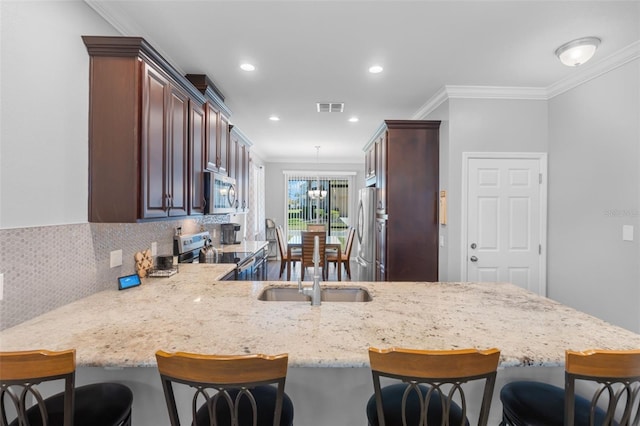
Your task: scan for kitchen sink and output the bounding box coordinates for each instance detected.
[258,286,372,302]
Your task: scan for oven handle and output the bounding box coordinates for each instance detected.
[237,256,255,273]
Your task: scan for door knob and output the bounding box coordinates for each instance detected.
[470,256,478,262]
[470,243,477,249]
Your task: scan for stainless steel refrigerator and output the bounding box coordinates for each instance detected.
[355,187,376,281]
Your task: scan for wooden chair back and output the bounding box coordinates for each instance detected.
[301,231,327,277]
[156,350,289,426]
[565,349,640,425]
[306,224,326,232]
[275,226,287,259]
[0,349,76,426]
[344,227,356,258]
[368,347,500,426]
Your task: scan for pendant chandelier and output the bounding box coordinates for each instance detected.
[308,146,327,200]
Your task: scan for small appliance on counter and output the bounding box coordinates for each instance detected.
[221,223,241,245]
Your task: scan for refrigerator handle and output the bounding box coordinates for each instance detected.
[357,200,364,244]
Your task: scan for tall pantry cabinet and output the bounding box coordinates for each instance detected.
[366,120,440,282]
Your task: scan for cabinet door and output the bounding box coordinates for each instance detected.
[218,114,229,175]
[375,218,387,281]
[375,133,387,213]
[141,63,170,219]
[189,102,206,215]
[167,86,189,217]
[365,144,376,185]
[205,103,219,172]
[228,133,238,182]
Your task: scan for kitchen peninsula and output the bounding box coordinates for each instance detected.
[2,270,640,425]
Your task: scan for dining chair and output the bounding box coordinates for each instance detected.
[306,224,326,232]
[300,231,327,280]
[156,350,294,426]
[327,227,355,279]
[0,349,133,426]
[367,347,500,426]
[500,348,640,426]
[276,226,301,279]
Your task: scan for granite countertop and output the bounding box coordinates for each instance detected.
[2,267,640,369]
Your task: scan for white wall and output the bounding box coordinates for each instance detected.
[0,1,118,229]
[427,98,549,282]
[547,59,640,332]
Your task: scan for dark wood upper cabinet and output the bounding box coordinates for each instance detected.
[367,120,441,281]
[185,74,232,175]
[83,36,208,222]
[189,100,206,215]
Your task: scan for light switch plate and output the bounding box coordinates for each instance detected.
[623,225,634,241]
[110,250,123,268]
[151,242,157,256]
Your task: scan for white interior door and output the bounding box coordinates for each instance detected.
[465,154,546,295]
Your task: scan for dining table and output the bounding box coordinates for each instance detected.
[287,234,342,281]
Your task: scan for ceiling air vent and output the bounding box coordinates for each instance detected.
[316,102,344,113]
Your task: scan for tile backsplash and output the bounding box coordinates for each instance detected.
[0,215,232,330]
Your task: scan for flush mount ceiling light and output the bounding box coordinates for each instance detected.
[555,37,601,67]
[269,115,280,121]
[240,63,255,71]
[348,117,359,123]
[368,65,383,74]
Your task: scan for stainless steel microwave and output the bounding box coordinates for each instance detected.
[204,172,237,214]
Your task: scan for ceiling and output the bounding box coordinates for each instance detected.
[85,1,640,163]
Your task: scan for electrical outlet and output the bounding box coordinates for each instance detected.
[151,242,158,256]
[0,273,4,301]
[110,250,123,268]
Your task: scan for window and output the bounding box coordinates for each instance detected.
[283,171,355,243]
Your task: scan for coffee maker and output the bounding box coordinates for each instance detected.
[221,223,241,245]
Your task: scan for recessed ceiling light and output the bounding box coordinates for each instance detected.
[369,65,383,74]
[348,117,359,122]
[240,63,255,71]
[269,115,280,121]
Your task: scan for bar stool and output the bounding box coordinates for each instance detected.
[366,347,500,426]
[156,350,294,426]
[500,348,640,425]
[0,349,133,426]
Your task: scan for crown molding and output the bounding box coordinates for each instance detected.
[445,85,548,100]
[547,40,640,99]
[411,86,449,119]
[414,40,640,118]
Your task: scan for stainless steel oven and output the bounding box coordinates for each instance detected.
[173,231,257,280]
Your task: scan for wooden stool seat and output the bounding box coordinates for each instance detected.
[367,347,500,426]
[500,349,640,426]
[156,350,294,426]
[0,349,132,426]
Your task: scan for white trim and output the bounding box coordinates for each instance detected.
[446,85,548,100]
[412,86,449,119]
[547,40,640,99]
[461,152,548,296]
[412,40,640,119]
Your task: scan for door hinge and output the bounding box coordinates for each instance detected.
[539,244,542,254]
[539,173,543,184]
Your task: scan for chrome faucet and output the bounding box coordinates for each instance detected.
[298,235,322,306]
